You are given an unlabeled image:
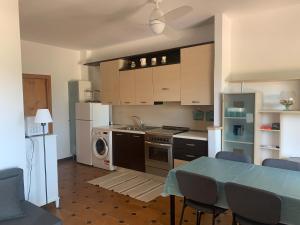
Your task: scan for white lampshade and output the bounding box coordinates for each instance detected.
[35,109,53,124]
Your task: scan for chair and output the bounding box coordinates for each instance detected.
[215,151,251,163]
[0,168,62,225]
[262,158,300,171]
[225,182,284,225]
[176,170,226,225]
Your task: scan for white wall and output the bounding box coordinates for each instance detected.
[21,41,81,159]
[0,1,26,172]
[214,14,231,126]
[112,103,213,130]
[230,5,300,76]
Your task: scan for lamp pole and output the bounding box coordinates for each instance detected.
[41,123,48,204]
[35,108,53,205]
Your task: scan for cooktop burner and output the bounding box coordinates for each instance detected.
[146,126,189,136]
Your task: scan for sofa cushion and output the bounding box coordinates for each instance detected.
[0,201,62,225]
[0,176,24,221]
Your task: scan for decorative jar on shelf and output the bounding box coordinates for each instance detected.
[280,91,296,111]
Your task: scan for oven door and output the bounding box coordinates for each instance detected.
[145,141,173,170]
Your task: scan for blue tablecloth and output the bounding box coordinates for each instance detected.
[163,157,300,225]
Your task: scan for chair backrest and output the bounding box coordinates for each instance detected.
[225,182,281,225]
[0,168,24,201]
[176,170,218,205]
[262,158,300,171]
[216,151,251,163]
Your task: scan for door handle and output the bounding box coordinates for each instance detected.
[185,154,196,158]
[132,135,141,138]
[192,101,200,104]
[140,101,147,104]
[145,141,171,147]
[124,101,131,104]
[161,88,170,91]
[186,143,196,147]
[115,133,124,136]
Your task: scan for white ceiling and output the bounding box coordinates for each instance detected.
[19,0,299,50]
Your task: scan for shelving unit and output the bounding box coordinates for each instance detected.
[224,117,247,120]
[256,111,281,164]
[257,129,280,132]
[260,146,280,151]
[119,48,180,71]
[256,109,300,163]
[224,140,254,145]
[259,110,300,114]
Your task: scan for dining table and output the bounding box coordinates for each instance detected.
[162,156,300,225]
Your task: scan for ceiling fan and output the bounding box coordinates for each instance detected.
[147,0,193,34]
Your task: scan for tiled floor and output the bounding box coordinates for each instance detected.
[46,160,232,225]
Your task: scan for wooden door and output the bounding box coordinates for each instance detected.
[100,60,120,105]
[22,74,52,132]
[180,43,214,105]
[153,64,181,101]
[23,74,52,116]
[119,70,136,105]
[134,68,154,105]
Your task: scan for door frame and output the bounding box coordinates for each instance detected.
[22,74,53,132]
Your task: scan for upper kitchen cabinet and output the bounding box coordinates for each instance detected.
[153,64,181,101]
[135,68,154,105]
[180,43,214,105]
[100,60,120,105]
[119,70,136,105]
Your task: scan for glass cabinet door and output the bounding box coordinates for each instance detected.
[222,93,256,162]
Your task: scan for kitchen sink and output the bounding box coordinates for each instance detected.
[118,126,158,132]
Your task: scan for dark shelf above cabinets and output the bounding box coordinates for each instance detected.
[83,41,214,67]
[120,48,180,71]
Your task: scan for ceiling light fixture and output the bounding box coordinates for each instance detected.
[149,0,165,34]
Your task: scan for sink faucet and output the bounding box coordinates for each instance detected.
[131,116,144,129]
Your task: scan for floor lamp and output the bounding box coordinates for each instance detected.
[35,109,53,204]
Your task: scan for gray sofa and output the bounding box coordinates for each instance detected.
[0,168,62,225]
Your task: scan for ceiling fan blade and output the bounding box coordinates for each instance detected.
[104,1,149,24]
[162,5,193,22]
[163,24,183,40]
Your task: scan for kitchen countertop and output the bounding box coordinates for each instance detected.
[93,125,146,134]
[94,125,208,140]
[173,131,208,141]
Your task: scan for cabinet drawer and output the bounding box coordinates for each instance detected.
[173,138,208,161]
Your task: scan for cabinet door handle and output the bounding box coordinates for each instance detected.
[132,135,141,138]
[185,154,196,158]
[140,101,147,104]
[115,133,124,136]
[186,143,196,147]
[192,101,200,104]
[161,88,170,91]
[124,101,131,104]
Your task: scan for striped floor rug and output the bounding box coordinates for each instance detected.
[88,168,165,202]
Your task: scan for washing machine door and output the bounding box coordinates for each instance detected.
[93,136,109,159]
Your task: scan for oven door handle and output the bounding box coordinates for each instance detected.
[145,141,171,148]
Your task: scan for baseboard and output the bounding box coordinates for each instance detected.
[58,155,76,162]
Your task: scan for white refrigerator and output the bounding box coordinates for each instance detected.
[75,103,110,165]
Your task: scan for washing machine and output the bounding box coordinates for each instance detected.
[92,128,116,171]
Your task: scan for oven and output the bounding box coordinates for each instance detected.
[145,135,173,176]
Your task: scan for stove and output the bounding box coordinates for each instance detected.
[145,126,189,143]
[144,126,189,176]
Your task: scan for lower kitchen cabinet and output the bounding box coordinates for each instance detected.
[173,138,208,161]
[112,132,145,172]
